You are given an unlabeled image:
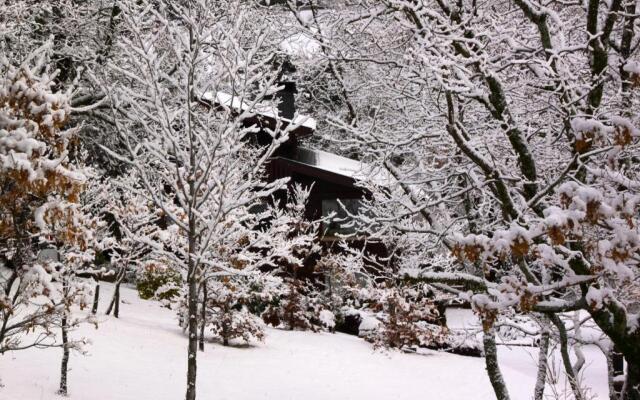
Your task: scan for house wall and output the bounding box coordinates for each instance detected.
[266,157,388,264]
[267,157,364,220]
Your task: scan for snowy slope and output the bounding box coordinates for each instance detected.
[0,283,609,400]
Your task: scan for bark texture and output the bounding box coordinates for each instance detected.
[92,282,100,315]
[483,326,511,400]
[199,283,207,352]
[623,362,640,400]
[533,330,550,400]
[58,313,69,396]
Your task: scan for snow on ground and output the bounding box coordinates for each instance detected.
[1,283,609,400]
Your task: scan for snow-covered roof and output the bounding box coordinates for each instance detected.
[280,33,321,59]
[283,147,391,186]
[203,91,317,131]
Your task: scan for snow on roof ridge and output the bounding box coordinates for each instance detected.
[202,91,316,131]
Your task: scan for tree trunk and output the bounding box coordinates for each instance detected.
[106,268,124,318]
[105,294,115,316]
[185,45,199,400]
[611,346,625,398]
[199,283,207,352]
[619,0,637,101]
[113,281,121,318]
[185,222,198,400]
[96,3,121,65]
[607,346,619,400]
[222,312,230,347]
[483,326,511,400]
[0,270,18,346]
[550,314,584,400]
[58,275,70,397]
[533,329,550,400]
[58,311,70,396]
[623,362,640,400]
[572,312,586,374]
[92,281,100,315]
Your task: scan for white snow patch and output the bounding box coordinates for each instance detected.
[623,61,640,74]
[0,283,611,400]
[280,33,321,59]
[358,315,382,334]
[319,309,336,329]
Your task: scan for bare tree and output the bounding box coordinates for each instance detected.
[285,1,640,398]
[94,1,311,398]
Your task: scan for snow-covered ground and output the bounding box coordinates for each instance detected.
[0,283,609,400]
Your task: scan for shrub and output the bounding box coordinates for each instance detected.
[205,277,266,346]
[210,305,265,346]
[261,278,324,331]
[136,262,181,301]
[352,287,449,350]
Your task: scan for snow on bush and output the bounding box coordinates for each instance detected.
[136,261,182,302]
[203,276,267,346]
[0,42,94,356]
[319,309,336,330]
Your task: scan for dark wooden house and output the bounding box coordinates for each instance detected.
[209,82,386,257]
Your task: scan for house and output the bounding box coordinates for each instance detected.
[207,80,387,262]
